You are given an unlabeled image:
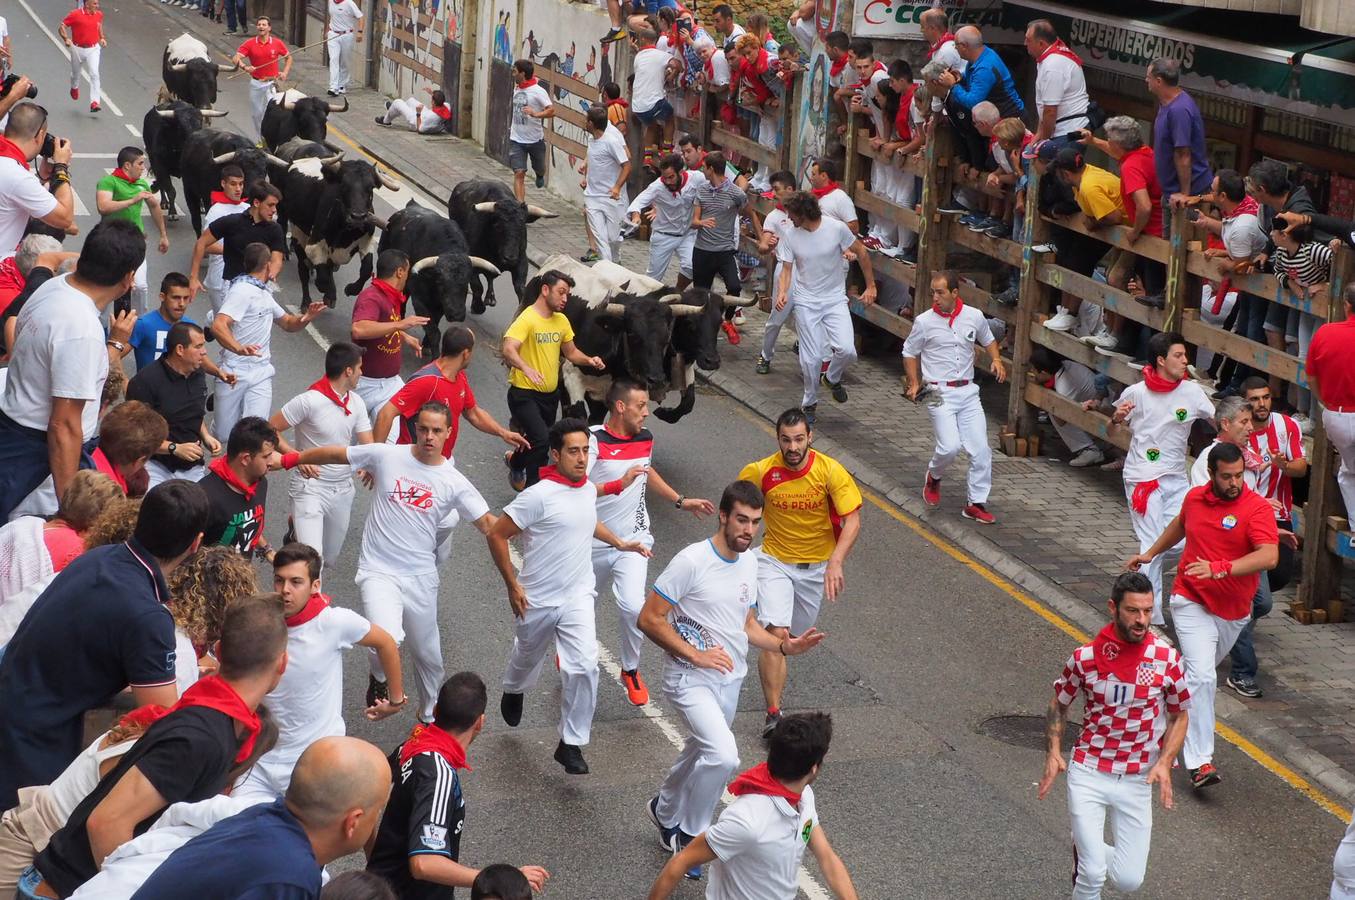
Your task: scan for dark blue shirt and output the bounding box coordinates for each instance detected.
[131,799,321,900]
[949,46,1025,118]
[0,539,176,809]
[1153,91,1214,196]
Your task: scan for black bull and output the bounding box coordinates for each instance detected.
[143,101,228,223]
[447,178,557,314]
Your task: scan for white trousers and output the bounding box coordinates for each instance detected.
[748,114,778,192]
[761,275,796,361]
[359,568,442,721]
[1170,594,1248,769]
[592,543,649,672]
[796,301,856,406]
[754,551,825,635]
[655,669,742,836]
[1331,807,1355,899]
[205,284,226,322]
[1067,762,1152,899]
[647,230,695,282]
[893,170,918,251]
[70,44,101,104]
[1053,362,1099,455]
[326,31,355,93]
[356,374,405,419]
[585,198,625,263]
[1124,474,1188,625]
[1324,410,1355,518]
[926,381,992,504]
[214,363,274,442]
[289,476,355,568]
[867,162,898,247]
[250,79,273,137]
[131,260,149,314]
[144,459,205,489]
[501,595,599,746]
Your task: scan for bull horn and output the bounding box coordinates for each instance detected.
[722,294,754,307]
[319,153,344,167]
[170,62,188,72]
[469,256,501,275]
[216,61,239,72]
[411,255,439,273]
[603,303,627,316]
[669,304,705,316]
[473,201,497,213]
[201,108,229,118]
[376,169,401,192]
[265,153,290,167]
[155,108,177,119]
[657,292,683,304]
[327,97,349,113]
[366,213,388,229]
[212,151,238,164]
[526,204,558,219]
[282,95,298,111]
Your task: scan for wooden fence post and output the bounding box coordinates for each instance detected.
[913,121,954,304]
[1003,168,1049,446]
[1163,205,1191,334]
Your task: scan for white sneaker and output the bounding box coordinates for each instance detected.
[1081,326,1117,349]
[732,309,747,326]
[1044,307,1076,331]
[1069,446,1106,468]
[1031,242,1057,254]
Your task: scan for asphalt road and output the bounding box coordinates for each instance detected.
[6,1,1349,895]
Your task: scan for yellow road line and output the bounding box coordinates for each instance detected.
[726,404,1351,823]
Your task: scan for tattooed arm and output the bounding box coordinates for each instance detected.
[1037,694,1069,800]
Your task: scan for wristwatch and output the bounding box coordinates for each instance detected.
[674,495,685,509]
[168,442,178,455]
[106,339,126,353]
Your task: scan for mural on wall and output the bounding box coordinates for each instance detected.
[380,0,464,96]
[795,0,845,181]
[530,25,620,179]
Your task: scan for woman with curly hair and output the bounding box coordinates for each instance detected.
[0,471,123,603]
[166,546,258,691]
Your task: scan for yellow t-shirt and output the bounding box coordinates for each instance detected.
[1075,164,1124,223]
[504,306,575,393]
[738,450,862,564]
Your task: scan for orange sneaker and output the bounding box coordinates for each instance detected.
[621,669,649,706]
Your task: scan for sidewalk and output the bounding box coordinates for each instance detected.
[161,4,1355,808]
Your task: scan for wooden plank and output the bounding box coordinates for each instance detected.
[1034,263,1170,332]
[853,185,922,235]
[386,27,446,62]
[552,104,587,129]
[914,122,955,333]
[535,65,597,102]
[1180,310,1303,384]
[380,47,440,83]
[848,299,911,340]
[545,130,587,159]
[1182,255,1326,317]
[1040,213,1171,266]
[957,280,1015,326]
[1325,527,1355,561]
[709,125,777,168]
[952,225,1023,268]
[867,252,917,289]
[1030,324,1143,387]
[1025,382,1131,451]
[389,3,435,27]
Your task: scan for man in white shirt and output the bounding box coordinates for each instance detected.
[1024,19,1089,143]
[324,0,363,97]
[627,154,700,284]
[0,102,75,259]
[849,48,898,254]
[631,28,676,158]
[903,270,1007,525]
[509,60,555,201]
[805,159,859,234]
[200,165,249,320]
[268,342,373,570]
[588,379,714,707]
[754,171,798,375]
[580,105,631,264]
[650,711,857,898]
[638,481,824,881]
[1028,346,1104,468]
[774,192,874,424]
[282,401,497,723]
[1110,331,1215,624]
[920,8,965,112]
[710,4,745,50]
[487,418,650,775]
[212,242,326,441]
[0,219,139,519]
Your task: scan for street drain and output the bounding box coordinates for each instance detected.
[977,715,1079,752]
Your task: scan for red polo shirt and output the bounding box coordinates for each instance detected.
[1171,484,1278,620]
[351,280,406,379]
[237,36,289,79]
[62,8,103,47]
[387,363,477,458]
[1118,146,1163,238]
[1308,318,1355,409]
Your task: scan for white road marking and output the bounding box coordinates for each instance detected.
[71,152,118,159]
[125,124,141,138]
[13,0,125,118]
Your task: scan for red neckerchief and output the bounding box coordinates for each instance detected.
[398,722,472,771]
[538,465,588,487]
[210,191,238,205]
[926,33,957,60]
[91,447,129,494]
[810,181,840,199]
[431,105,452,120]
[1130,480,1160,515]
[740,49,774,104]
[1142,365,1182,394]
[1221,195,1259,223]
[117,704,170,732]
[606,97,629,109]
[285,592,330,627]
[111,168,138,185]
[894,85,918,141]
[851,60,886,89]
[308,376,352,416]
[828,53,849,77]
[0,136,29,167]
[370,277,406,308]
[516,77,539,89]
[1037,39,1083,68]
[666,170,689,196]
[1089,622,1152,683]
[208,456,259,501]
[167,675,261,764]
[728,762,802,806]
[933,297,963,326]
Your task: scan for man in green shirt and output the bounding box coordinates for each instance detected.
[96,146,169,315]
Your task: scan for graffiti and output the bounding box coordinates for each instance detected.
[380,0,462,95]
[494,11,513,63]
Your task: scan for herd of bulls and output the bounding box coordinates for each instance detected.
[125,33,755,423]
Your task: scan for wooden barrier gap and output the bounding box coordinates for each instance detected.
[709,125,779,169]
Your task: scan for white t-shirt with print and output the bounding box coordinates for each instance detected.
[280,387,372,483]
[584,123,630,201]
[1120,379,1214,483]
[510,83,552,144]
[349,444,489,575]
[776,218,856,308]
[503,478,597,606]
[706,787,819,900]
[632,47,670,113]
[217,280,286,370]
[0,158,58,259]
[652,539,758,684]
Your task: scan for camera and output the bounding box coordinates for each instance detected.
[0,73,38,101]
[40,133,58,160]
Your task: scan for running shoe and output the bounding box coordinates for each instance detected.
[580,249,601,262]
[601,26,627,44]
[554,740,589,775]
[1226,675,1263,698]
[962,503,996,524]
[801,404,816,427]
[1069,447,1106,468]
[649,796,678,850]
[70,87,79,100]
[983,221,1013,239]
[761,710,783,739]
[923,474,941,507]
[822,374,848,403]
[721,320,741,345]
[374,115,390,126]
[755,355,771,375]
[860,235,885,250]
[1044,308,1077,331]
[366,674,389,708]
[90,102,100,113]
[622,670,649,705]
[732,308,747,326]
[1189,763,1221,789]
[536,174,545,189]
[500,691,524,727]
[1031,242,1057,254]
[1081,326,1118,349]
[958,212,985,229]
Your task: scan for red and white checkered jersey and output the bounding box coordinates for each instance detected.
[1053,638,1190,775]
[1249,412,1304,522]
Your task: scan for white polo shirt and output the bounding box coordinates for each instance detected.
[0,158,58,259]
[627,172,700,236]
[217,278,286,370]
[816,188,857,228]
[652,538,757,683]
[503,477,597,606]
[1035,52,1089,134]
[776,218,855,308]
[280,386,372,483]
[349,444,489,575]
[1119,379,1214,484]
[706,786,819,900]
[327,0,362,34]
[1189,439,1260,490]
[901,303,996,384]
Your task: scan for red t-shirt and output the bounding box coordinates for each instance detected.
[1171,484,1278,620]
[1307,318,1355,408]
[387,363,476,458]
[62,8,103,47]
[237,36,289,79]
[1118,146,1163,238]
[42,525,85,573]
[350,282,405,379]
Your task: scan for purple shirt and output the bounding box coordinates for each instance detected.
[1153,91,1213,196]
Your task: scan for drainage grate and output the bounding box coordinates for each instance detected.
[977,715,1079,752]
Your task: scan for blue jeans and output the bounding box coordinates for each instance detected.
[0,411,56,521]
[1226,294,1270,390]
[17,866,43,900]
[224,0,248,31]
[1228,573,1273,682]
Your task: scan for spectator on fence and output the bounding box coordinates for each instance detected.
[1024,19,1089,144]
[1046,146,1121,346]
[934,26,1024,175]
[920,8,964,110]
[733,34,784,193]
[745,12,778,53]
[631,28,676,169]
[1194,169,1268,393]
[1146,58,1213,220]
[375,86,452,134]
[876,61,925,261]
[508,60,554,202]
[1028,346,1104,468]
[787,0,816,53]
[579,105,630,264]
[710,4,744,50]
[601,82,628,137]
[956,102,1008,237]
[1267,224,1332,421]
[849,46,900,255]
[627,153,700,285]
[987,117,1031,241]
[806,158,859,234]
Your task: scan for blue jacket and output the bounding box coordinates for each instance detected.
[950,46,1025,118]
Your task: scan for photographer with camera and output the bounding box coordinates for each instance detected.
[0,101,74,260]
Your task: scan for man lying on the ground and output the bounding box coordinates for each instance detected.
[375,87,452,134]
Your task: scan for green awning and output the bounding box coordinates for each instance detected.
[987,0,1355,127]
